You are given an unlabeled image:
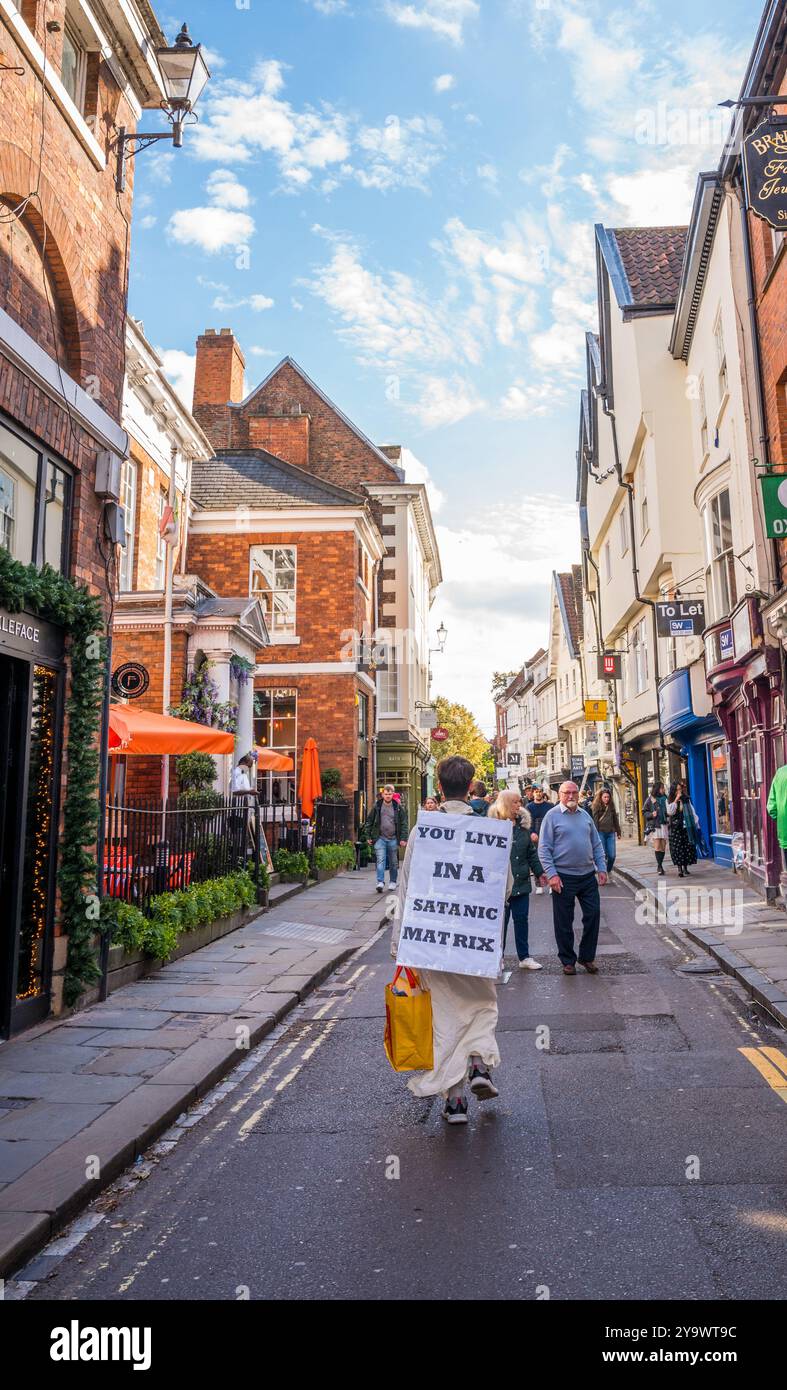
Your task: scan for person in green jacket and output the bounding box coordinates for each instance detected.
[488,789,546,970]
[767,765,787,865]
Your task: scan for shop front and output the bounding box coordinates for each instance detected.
[0,609,65,1038]
[657,662,723,862]
[376,729,431,828]
[704,597,782,898]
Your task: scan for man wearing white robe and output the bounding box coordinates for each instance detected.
[391,755,502,1125]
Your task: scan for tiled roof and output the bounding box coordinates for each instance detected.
[571,565,584,644]
[608,226,688,309]
[191,449,363,509]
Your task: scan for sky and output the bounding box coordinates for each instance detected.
[131,0,759,732]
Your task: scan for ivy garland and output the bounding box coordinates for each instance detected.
[0,549,106,1006]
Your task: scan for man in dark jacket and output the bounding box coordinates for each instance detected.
[526,787,551,892]
[504,804,545,969]
[468,780,489,815]
[365,785,408,893]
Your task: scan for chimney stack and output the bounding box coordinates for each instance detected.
[192,328,246,412]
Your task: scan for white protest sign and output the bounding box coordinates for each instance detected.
[396,811,512,978]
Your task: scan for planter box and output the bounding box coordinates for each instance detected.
[316,867,339,882]
[75,906,260,1007]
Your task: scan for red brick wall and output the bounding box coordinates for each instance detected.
[247,414,310,468]
[110,627,190,800]
[255,672,373,805]
[188,529,359,663]
[193,330,246,411]
[192,346,400,492]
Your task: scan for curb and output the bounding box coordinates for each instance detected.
[0,936,358,1279]
[613,862,787,1032]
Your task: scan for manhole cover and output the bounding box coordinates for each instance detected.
[676,960,720,975]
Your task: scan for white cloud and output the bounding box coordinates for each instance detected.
[205,168,252,209]
[400,446,445,513]
[384,0,479,45]
[138,214,157,230]
[212,293,274,312]
[477,162,498,188]
[168,207,255,254]
[606,164,697,226]
[306,0,350,11]
[248,346,279,357]
[410,375,484,429]
[431,494,580,729]
[190,60,443,193]
[157,348,196,407]
[433,73,455,92]
[499,379,568,419]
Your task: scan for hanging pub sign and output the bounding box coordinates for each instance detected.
[431,726,449,742]
[507,752,521,766]
[759,471,787,537]
[742,117,787,230]
[655,599,705,637]
[111,662,150,699]
[584,698,608,721]
[597,651,622,680]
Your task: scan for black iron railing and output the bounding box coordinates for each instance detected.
[314,799,352,846]
[103,796,261,916]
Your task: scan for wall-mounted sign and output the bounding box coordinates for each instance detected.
[431,726,449,742]
[570,755,585,780]
[507,751,521,766]
[597,651,622,680]
[743,118,787,230]
[111,662,150,700]
[527,756,540,769]
[584,698,608,721]
[532,742,547,755]
[719,627,734,661]
[759,471,787,537]
[417,707,438,729]
[655,599,705,637]
[732,602,756,663]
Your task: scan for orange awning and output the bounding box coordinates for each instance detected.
[108,705,235,756]
[298,737,322,818]
[255,747,294,772]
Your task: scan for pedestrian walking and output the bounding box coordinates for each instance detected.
[231,753,254,793]
[526,785,551,892]
[365,784,408,894]
[578,790,593,816]
[391,755,501,1125]
[667,780,699,877]
[643,781,668,875]
[468,780,489,815]
[591,786,620,876]
[489,789,545,970]
[422,794,440,812]
[537,781,608,975]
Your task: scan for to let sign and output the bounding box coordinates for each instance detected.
[743,118,787,229]
[655,599,705,637]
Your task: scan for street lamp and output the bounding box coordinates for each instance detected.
[115,24,211,192]
[430,622,447,656]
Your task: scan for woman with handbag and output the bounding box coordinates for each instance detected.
[488,789,546,970]
[643,781,668,875]
[667,780,699,878]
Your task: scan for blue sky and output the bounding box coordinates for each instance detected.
[132,0,758,730]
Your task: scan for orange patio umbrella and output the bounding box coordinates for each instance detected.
[108,705,235,755]
[299,737,322,818]
[254,747,295,772]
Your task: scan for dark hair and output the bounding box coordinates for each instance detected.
[650,781,664,798]
[668,781,684,802]
[437,755,476,800]
[238,755,253,768]
[470,780,486,797]
[591,787,611,812]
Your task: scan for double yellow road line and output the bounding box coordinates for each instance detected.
[739,1046,787,1103]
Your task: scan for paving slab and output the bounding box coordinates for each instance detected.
[0,870,381,1276]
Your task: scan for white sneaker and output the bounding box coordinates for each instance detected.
[518,957,543,971]
[376,883,384,893]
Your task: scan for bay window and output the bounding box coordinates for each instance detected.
[703,488,736,621]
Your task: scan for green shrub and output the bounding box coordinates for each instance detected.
[357,823,373,866]
[314,841,355,871]
[319,767,346,804]
[102,869,261,963]
[176,752,217,795]
[272,848,310,881]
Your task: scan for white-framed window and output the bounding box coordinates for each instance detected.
[119,458,137,592]
[703,488,736,622]
[619,506,629,556]
[604,540,611,582]
[714,313,728,405]
[661,632,678,677]
[620,641,629,705]
[632,617,648,694]
[772,227,786,259]
[250,545,297,636]
[572,667,577,697]
[155,489,167,588]
[699,375,709,460]
[378,661,399,715]
[61,13,87,113]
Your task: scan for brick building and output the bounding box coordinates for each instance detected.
[189,336,400,823]
[0,1,188,1035]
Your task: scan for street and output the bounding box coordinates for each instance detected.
[25,876,787,1302]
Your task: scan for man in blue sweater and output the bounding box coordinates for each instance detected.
[538,781,608,975]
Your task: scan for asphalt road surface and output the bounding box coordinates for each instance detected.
[26,878,787,1301]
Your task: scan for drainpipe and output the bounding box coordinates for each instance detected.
[585,545,619,779]
[161,445,178,807]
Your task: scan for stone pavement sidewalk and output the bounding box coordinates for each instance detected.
[0,867,385,1277]
[614,839,787,1030]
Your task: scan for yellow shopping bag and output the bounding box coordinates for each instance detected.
[384,965,434,1073]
